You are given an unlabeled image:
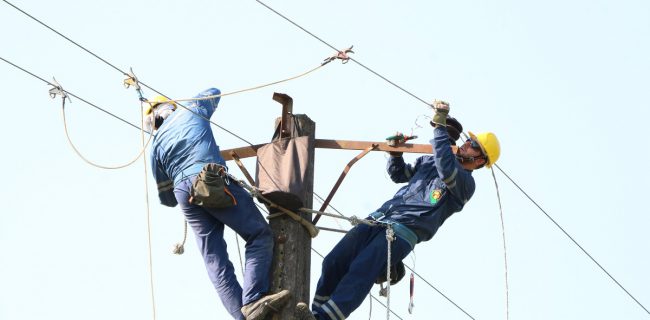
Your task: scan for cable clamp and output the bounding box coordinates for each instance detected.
[48,77,71,103]
[123,67,147,102]
[322,45,354,65]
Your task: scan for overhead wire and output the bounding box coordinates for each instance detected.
[0,56,142,131]
[494,164,650,316]
[254,0,432,108]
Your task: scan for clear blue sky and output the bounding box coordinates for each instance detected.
[1,1,649,319]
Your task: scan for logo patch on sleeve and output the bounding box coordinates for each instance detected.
[430,189,442,204]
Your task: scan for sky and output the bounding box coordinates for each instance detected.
[1,0,650,319]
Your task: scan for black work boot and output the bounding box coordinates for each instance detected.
[240,290,291,320]
[295,302,317,320]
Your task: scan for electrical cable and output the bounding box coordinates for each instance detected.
[0,56,142,131]
[494,163,650,316]
[254,0,432,108]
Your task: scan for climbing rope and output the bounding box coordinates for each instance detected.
[172,221,188,255]
[140,105,158,320]
[58,90,154,170]
[155,63,328,105]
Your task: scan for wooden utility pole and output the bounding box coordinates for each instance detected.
[267,114,314,319]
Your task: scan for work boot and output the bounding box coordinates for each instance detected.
[240,289,291,320]
[295,302,317,320]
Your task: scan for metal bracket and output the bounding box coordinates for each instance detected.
[123,67,141,90]
[313,143,378,225]
[123,67,146,101]
[273,92,293,138]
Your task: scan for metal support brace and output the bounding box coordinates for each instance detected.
[230,151,256,185]
[313,144,378,224]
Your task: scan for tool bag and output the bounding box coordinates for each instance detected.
[189,163,237,208]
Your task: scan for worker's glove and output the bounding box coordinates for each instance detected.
[430,100,450,127]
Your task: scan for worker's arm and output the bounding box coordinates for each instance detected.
[151,153,178,207]
[432,126,475,203]
[387,154,421,183]
[430,101,475,202]
[190,87,221,119]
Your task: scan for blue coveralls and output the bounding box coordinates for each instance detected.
[311,127,476,320]
[150,88,273,320]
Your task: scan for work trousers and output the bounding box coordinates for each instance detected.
[312,224,413,320]
[174,178,274,320]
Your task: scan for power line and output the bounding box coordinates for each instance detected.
[0,56,142,131]
[254,0,432,108]
[2,0,125,76]
[494,163,650,316]
[1,0,255,147]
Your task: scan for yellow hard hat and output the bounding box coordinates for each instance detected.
[144,95,176,115]
[468,131,501,168]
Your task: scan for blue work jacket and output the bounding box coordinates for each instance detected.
[375,126,475,243]
[150,88,226,207]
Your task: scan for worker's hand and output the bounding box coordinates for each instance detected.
[430,100,450,127]
[386,132,405,147]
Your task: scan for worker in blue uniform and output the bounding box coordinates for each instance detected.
[146,88,290,320]
[295,100,501,320]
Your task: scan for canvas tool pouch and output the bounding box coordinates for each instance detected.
[189,163,237,208]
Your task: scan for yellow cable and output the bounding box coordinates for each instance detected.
[160,64,325,104]
[61,100,153,169]
[141,105,157,320]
